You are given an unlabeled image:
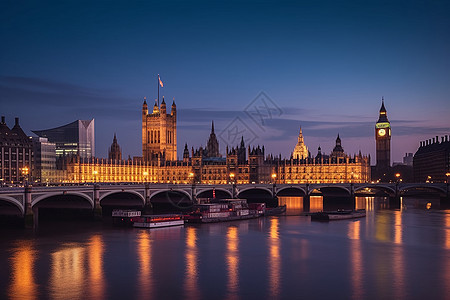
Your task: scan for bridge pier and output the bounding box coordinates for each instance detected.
[24,185,35,228]
[93,184,102,219]
[144,183,153,213]
[389,196,401,209]
[303,194,310,212]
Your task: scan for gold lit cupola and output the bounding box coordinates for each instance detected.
[292,127,309,159]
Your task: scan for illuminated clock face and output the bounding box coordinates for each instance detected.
[378,128,386,136]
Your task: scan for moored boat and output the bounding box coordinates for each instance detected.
[112,209,141,226]
[133,214,184,228]
[185,199,263,223]
[311,209,366,221]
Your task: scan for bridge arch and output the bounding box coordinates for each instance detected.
[0,196,24,215]
[276,186,306,197]
[310,185,351,197]
[237,187,273,197]
[32,192,94,209]
[100,190,145,207]
[399,185,446,196]
[196,188,232,199]
[354,185,396,196]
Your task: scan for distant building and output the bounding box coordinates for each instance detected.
[413,135,450,182]
[0,116,33,184]
[403,153,413,166]
[142,97,177,162]
[32,119,95,159]
[108,134,122,161]
[32,137,56,184]
[292,127,309,159]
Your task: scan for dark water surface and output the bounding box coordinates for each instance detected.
[1,197,450,300]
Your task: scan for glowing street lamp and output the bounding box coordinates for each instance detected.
[229,172,235,183]
[271,173,277,184]
[446,173,450,184]
[92,170,98,183]
[21,166,29,186]
[143,171,148,183]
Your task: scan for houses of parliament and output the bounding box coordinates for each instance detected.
[62,97,371,184]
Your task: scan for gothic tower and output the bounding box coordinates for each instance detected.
[292,127,309,159]
[142,96,177,162]
[375,98,391,170]
[108,133,122,161]
[206,121,220,157]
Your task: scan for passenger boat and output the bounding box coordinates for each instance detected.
[133,214,185,228]
[185,199,263,223]
[112,209,141,226]
[310,209,366,221]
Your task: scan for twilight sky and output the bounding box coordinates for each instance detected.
[1,0,449,164]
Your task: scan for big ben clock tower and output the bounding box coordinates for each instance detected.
[375,98,391,170]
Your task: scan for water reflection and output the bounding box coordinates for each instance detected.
[280,196,303,215]
[88,235,105,300]
[268,218,281,298]
[348,221,363,299]
[8,240,38,300]
[184,227,199,299]
[309,196,323,212]
[137,230,152,299]
[226,226,239,300]
[50,244,85,300]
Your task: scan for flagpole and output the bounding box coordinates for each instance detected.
[157,74,160,107]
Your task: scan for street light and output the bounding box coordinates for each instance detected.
[92,170,98,183]
[21,166,29,187]
[143,171,148,184]
[229,172,235,184]
[446,172,450,184]
[271,173,277,184]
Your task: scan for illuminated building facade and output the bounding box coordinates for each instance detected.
[414,135,450,182]
[0,117,33,184]
[61,128,370,184]
[142,97,177,162]
[292,127,309,159]
[32,137,56,183]
[375,99,391,170]
[32,119,95,159]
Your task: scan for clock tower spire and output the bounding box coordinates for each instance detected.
[375,97,391,172]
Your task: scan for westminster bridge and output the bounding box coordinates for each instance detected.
[0,182,448,225]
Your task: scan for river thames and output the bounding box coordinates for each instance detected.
[1,196,450,300]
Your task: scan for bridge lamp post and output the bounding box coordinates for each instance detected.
[21,166,29,187]
[92,170,98,184]
[143,171,148,184]
[229,173,235,198]
[446,173,450,198]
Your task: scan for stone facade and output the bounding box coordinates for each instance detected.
[0,117,33,184]
[142,97,177,162]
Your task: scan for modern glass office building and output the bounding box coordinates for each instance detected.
[32,119,95,159]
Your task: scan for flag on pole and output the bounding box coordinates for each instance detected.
[159,75,164,87]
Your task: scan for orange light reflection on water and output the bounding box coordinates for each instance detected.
[226,226,239,300]
[184,227,199,299]
[348,221,363,300]
[8,240,38,300]
[88,235,105,300]
[50,244,85,300]
[268,218,281,298]
[137,230,152,299]
[309,196,323,212]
